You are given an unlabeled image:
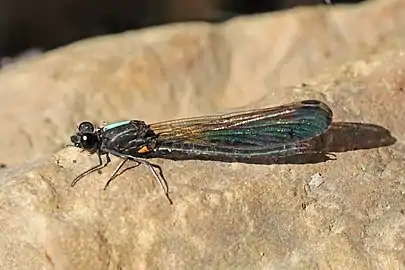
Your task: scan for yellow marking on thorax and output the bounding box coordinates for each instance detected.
[138,146,151,153]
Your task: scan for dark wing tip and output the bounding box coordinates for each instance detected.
[301,100,322,105]
[301,99,333,118]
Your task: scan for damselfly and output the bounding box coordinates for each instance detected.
[70,99,333,204]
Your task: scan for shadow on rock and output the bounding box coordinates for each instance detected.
[317,122,396,152]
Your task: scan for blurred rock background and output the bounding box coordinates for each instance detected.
[0,0,360,61]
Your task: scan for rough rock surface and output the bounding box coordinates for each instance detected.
[1,0,405,269]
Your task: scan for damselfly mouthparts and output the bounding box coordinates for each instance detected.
[70,99,333,204]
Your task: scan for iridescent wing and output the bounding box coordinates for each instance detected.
[149,100,333,159]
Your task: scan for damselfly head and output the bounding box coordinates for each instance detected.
[78,121,95,133]
[70,121,100,153]
[70,133,99,152]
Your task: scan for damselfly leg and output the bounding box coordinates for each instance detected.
[103,158,140,189]
[105,150,172,204]
[130,157,172,204]
[71,152,111,186]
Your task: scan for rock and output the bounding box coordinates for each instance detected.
[1,0,405,268]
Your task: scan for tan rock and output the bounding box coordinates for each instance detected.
[1,0,405,269]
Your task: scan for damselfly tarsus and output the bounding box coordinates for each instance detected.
[70,99,333,204]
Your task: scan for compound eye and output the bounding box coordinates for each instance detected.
[80,133,98,150]
[78,122,95,133]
